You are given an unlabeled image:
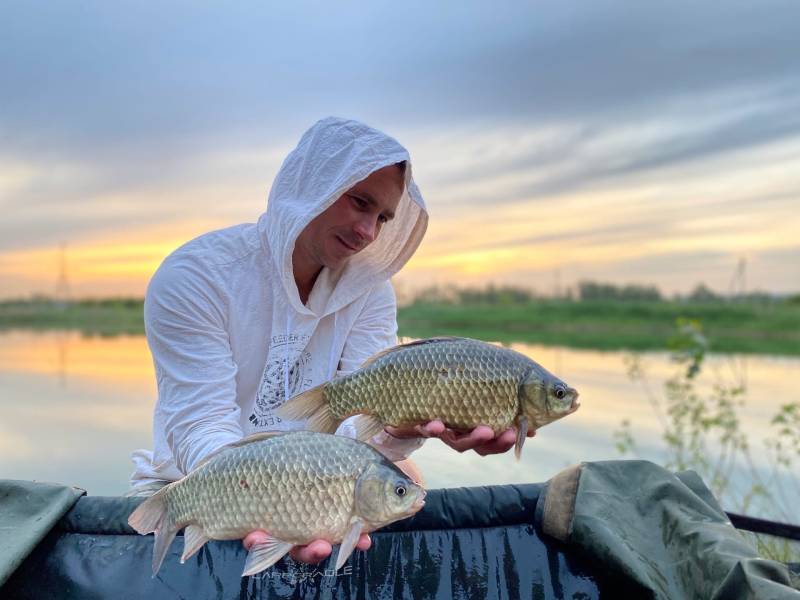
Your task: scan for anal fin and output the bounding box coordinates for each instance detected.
[180,524,210,563]
[353,414,386,442]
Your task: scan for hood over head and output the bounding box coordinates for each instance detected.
[258,117,428,315]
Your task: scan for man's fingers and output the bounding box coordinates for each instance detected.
[385,420,446,439]
[256,533,368,566]
[394,458,425,486]
[289,540,333,564]
[418,420,446,437]
[356,533,371,551]
[242,530,270,551]
[386,421,536,453]
[497,428,518,447]
[440,425,495,452]
[474,429,517,456]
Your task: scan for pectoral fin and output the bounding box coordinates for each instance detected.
[242,537,293,577]
[515,416,529,461]
[335,517,364,571]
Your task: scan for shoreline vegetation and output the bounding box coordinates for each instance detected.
[1,282,798,355]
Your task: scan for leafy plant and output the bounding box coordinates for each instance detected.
[614,318,800,562]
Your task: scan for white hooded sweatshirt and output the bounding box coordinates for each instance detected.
[130,117,428,487]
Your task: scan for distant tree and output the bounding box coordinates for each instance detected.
[737,292,777,305]
[687,284,720,302]
[413,285,460,305]
[578,281,618,301]
[620,284,662,301]
[578,280,662,302]
[455,285,534,305]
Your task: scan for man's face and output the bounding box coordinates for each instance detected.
[295,164,404,273]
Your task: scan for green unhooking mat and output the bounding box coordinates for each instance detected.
[1,461,798,599]
[0,480,84,587]
[535,460,799,599]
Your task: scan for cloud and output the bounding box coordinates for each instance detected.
[423,86,800,208]
[2,2,799,156]
[2,1,800,295]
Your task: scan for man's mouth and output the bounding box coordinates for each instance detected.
[336,235,360,252]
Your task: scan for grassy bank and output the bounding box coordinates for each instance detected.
[1,297,798,355]
[0,298,146,336]
[397,299,800,355]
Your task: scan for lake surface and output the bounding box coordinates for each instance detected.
[1,330,797,524]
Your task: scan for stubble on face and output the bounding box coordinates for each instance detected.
[293,164,405,296]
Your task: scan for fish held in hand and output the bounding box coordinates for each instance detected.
[127,431,426,577]
[275,336,580,459]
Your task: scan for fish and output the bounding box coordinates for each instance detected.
[127,431,426,577]
[275,336,580,459]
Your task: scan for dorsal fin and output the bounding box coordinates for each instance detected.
[191,431,286,471]
[359,336,467,368]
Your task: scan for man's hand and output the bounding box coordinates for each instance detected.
[385,420,536,456]
[242,531,371,565]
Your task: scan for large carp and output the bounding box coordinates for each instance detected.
[276,336,580,459]
[128,431,425,577]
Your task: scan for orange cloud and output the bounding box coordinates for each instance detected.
[0,219,225,297]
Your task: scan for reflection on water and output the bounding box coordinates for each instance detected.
[0,331,156,495]
[0,331,797,522]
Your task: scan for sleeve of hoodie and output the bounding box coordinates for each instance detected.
[144,256,243,475]
[335,280,426,461]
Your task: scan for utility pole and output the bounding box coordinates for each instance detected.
[55,241,71,307]
[728,257,747,300]
[554,268,562,299]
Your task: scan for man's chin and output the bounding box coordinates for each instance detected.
[327,239,361,267]
[322,253,349,271]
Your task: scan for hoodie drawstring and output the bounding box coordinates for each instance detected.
[284,311,293,404]
[327,312,339,379]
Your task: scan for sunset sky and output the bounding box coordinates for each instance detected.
[2,2,799,299]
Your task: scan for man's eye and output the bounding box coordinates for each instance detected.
[378,215,388,224]
[350,195,367,209]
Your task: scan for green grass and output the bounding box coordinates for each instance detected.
[2,297,798,355]
[397,299,800,355]
[0,298,146,336]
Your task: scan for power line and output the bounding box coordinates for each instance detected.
[728,256,746,299]
[55,241,71,304]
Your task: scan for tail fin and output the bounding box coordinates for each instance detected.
[274,384,341,433]
[128,486,179,576]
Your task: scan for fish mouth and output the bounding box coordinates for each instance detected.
[411,488,427,512]
[568,390,581,413]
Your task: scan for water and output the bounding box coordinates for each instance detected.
[1,330,797,523]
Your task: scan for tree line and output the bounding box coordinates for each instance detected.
[408,282,799,306]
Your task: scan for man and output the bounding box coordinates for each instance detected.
[129,117,528,566]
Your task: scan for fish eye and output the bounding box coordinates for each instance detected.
[554,385,566,400]
[394,484,407,497]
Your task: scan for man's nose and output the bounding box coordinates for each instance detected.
[353,215,378,243]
